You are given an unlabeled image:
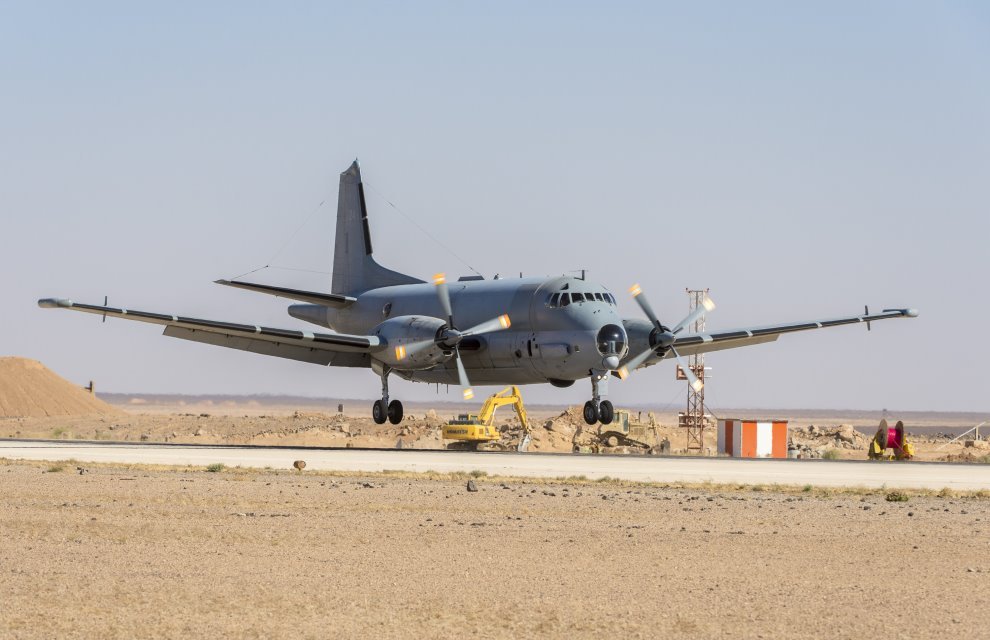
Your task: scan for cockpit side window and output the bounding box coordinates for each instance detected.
[549,293,561,308]
[572,293,585,303]
[594,293,604,302]
[560,293,570,307]
[606,293,616,305]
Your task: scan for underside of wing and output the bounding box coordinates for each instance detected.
[38,298,381,366]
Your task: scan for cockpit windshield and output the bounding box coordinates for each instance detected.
[548,290,617,308]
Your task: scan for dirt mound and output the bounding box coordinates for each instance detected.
[0,357,120,418]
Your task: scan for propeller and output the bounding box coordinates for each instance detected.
[617,284,715,392]
[395,273,511,400]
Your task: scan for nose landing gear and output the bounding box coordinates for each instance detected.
[372,367,404,425]
[583,371,614,425]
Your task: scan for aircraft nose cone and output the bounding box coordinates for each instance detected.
[603,355,620,370]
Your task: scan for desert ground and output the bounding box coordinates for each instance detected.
[1,459,988,639]
[3,358,990,638]
[4,357,988,462]
[5,395,988,463]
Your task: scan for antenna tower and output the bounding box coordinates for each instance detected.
[679,288,711,451]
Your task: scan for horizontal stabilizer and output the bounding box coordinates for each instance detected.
[215,280,356,308]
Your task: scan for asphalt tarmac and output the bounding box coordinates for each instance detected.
[2,439,988,490]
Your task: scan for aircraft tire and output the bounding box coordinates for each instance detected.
[372,400,388,424]
[599,400,614,425]
[583,401,599,425]
[387,400,403,424]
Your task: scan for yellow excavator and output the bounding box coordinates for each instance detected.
[443,386,532,451]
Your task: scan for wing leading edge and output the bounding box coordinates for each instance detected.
[624,307,918,368]
[38,298,381,367]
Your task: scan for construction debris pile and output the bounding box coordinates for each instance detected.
[787,424,869,459]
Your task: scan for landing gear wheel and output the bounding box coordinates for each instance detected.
[372,400,387,425]
[583,401,599,425]
[599,400,614,425]
[387,400,403,425]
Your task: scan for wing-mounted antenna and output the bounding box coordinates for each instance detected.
[103,296,108,323]
[865,305,871,331]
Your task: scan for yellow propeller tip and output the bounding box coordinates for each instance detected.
[432,273,446,286]
[463,388,474,400]
[691,380,704,392]
[394,346,407,360]
[702,297,716,311]
[617,367,629,380]
[629,284,642,297]
[499,314,511,329]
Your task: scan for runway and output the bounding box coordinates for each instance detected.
[2,439,988,490]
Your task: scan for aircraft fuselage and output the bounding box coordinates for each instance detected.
[290,275,630,386]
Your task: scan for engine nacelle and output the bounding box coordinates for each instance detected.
[373,315,449,369]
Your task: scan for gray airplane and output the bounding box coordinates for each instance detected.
[39,161,918,426]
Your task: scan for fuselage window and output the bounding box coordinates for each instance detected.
[572,293,585,303]
[549,293,561,307]
[560,293,571,307]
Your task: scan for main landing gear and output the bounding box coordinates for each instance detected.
[372,367,403,425]
[583,371,614,426]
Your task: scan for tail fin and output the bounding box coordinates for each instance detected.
[331,161,424,295]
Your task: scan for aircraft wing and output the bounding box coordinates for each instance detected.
[623,307,918,368]
[38,298,381,367]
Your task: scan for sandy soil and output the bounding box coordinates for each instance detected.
[0,358,119,418]
[1,459,987,639]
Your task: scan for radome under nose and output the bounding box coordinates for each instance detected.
[602,355,620,370]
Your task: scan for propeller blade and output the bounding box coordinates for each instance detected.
[672,296,715,334]
[393,339,436,361]
[433,273,453,326]
[616,345,656,380]
[671,347,703,392]
[629,283,662,329]
[453,349,474,400]
[461,314,511,336]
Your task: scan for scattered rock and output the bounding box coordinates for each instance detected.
[466,480,478,492]
[293,460,306,471]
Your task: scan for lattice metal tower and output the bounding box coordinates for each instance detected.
[680,288,710,451]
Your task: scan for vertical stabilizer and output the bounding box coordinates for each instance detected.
[331,161,424,295]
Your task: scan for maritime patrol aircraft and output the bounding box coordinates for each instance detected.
[39,161,918,426]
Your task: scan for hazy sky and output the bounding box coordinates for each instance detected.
[2,2,987,412]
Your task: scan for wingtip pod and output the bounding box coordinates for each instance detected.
[880,307,920,318]
[38,298,71,309]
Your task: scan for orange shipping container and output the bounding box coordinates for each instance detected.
[717,419,788,458]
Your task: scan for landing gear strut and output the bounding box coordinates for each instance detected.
[583,371,614,426]
[372,367,403,425]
